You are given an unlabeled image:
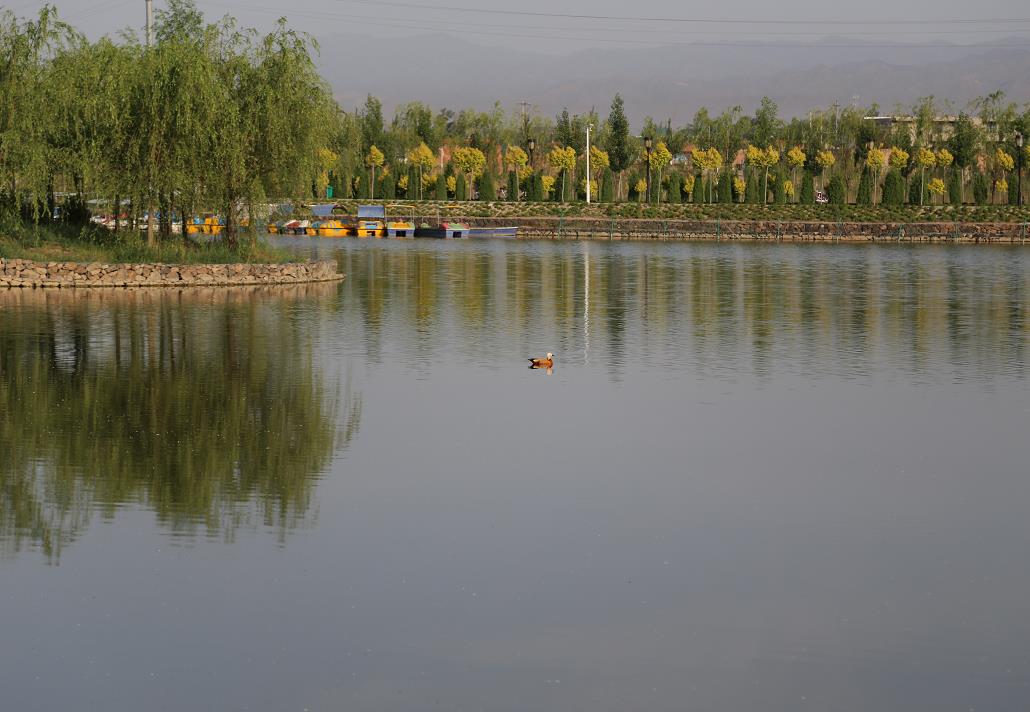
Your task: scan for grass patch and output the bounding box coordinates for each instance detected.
[0,218,292,264]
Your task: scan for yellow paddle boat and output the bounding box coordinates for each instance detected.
[354,204,386,238]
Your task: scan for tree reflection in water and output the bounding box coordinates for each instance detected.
[0,285,360,562]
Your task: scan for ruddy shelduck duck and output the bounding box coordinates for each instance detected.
[528,352,554,368]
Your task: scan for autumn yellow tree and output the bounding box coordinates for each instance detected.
[915,147,936,205]
[786,147,806,203]
[865,148,886,203]
[747,145,779,203]
[452,146,486,201]
[589,145,610,180]
[647,141,673,203]
[927,177,945,205]
[733,175,746,203]
[814,149,836,191]
[406,142,435,200]
[682,173,696,201]
[704,147,723,203]
[505,145,529,177]
[365,145,385,200]
[547,146,577,201]
[634,177,647,203]
[888,147,909,171]
[994,147,1014,203]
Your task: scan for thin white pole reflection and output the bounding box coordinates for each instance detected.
[583,241,590,366]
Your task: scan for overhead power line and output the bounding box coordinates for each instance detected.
[336,0,1030,26]
[204,2,1030,48]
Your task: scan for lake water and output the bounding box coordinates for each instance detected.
[2,239,1029,712]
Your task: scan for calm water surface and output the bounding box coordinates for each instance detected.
[1,240,1029,711]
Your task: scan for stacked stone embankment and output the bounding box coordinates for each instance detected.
[0,259,342,288]
[463,217,1030,243]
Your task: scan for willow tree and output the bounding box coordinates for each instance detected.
[0,6,76,216]
[208,19,336,247]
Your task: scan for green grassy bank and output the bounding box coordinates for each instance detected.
[0,220,291,264]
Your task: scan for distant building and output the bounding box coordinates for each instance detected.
[863,115,998,142]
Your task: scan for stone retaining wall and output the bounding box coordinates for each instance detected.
[463,216,1030,243]
[0,259,342,288]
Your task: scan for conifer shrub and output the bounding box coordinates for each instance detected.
[948,170,962,204]
[666,173,681,204]
[718,172,733,203]
[479,172,496,201]
[601,168,614,202]
[972,171,989,204]
[800,171,815,204]
[746,172,759,203]
[857,168,872,205]
[883,170,905,205]
[826,175,846,205]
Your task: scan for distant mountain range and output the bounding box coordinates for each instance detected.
[314,33,1030,123]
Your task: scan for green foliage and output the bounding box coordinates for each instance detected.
[693,175,705,204]
[826,175,846,205]
[1008,174,1019,205]
[948,169,962,204]
[972,171,989,204]
[600,168,614,202]
[947,114,979,168]
[718,172,733,203]
[604,94,631,173]
[857,168,873,205]
[666,173,681,204]
[746,172,760,204]
[507,171,518,201]
[356,171,368,199]
[908,176,923,206]
[455,173,467,201]
[883,170,906,205]
[381,171,396,200]
[435,173,447,200]
[800,171,815,204]
[478,171,496,201]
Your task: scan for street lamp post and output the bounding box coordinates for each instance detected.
[527,137,536,200]
[644,136,654,204]
[1017,132,1024,207]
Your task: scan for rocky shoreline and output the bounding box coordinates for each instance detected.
[0,259,342,288]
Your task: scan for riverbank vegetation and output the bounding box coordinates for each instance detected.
[0,219,290,263]
[1,1,334,249]
[3,1,1030,258]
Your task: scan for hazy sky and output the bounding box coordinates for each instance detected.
[8,0,1030,52]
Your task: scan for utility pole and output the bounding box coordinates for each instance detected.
[585,124,592,204]
[1017,132,1024,207]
